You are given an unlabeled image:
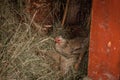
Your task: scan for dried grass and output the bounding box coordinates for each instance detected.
[0,20,88,80]
[0,0,91,80]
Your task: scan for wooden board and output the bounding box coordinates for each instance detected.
[88,0,120,80]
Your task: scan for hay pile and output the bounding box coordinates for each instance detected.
[0,18,89,80]
[0,22,64,80]
[0,15,86,80]
[0,0,91,80]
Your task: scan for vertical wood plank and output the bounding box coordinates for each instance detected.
[88,0,120,80]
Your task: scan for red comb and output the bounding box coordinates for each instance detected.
[55,37,60,43]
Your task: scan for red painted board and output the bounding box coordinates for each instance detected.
[88,0,120,80]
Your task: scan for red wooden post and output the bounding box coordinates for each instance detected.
[88,0,120,80]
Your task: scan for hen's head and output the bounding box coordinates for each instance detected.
[55,36,67,46]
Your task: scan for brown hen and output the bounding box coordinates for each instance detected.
[55,35,89,74]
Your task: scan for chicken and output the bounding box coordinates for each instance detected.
[55,35,89,74]
[55,36,71,57]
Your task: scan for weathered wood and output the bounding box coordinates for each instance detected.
[88,0,120,80]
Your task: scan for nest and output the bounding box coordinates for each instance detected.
[0,0,91,80]
[0,22,62,80]
[0,18,89,80]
